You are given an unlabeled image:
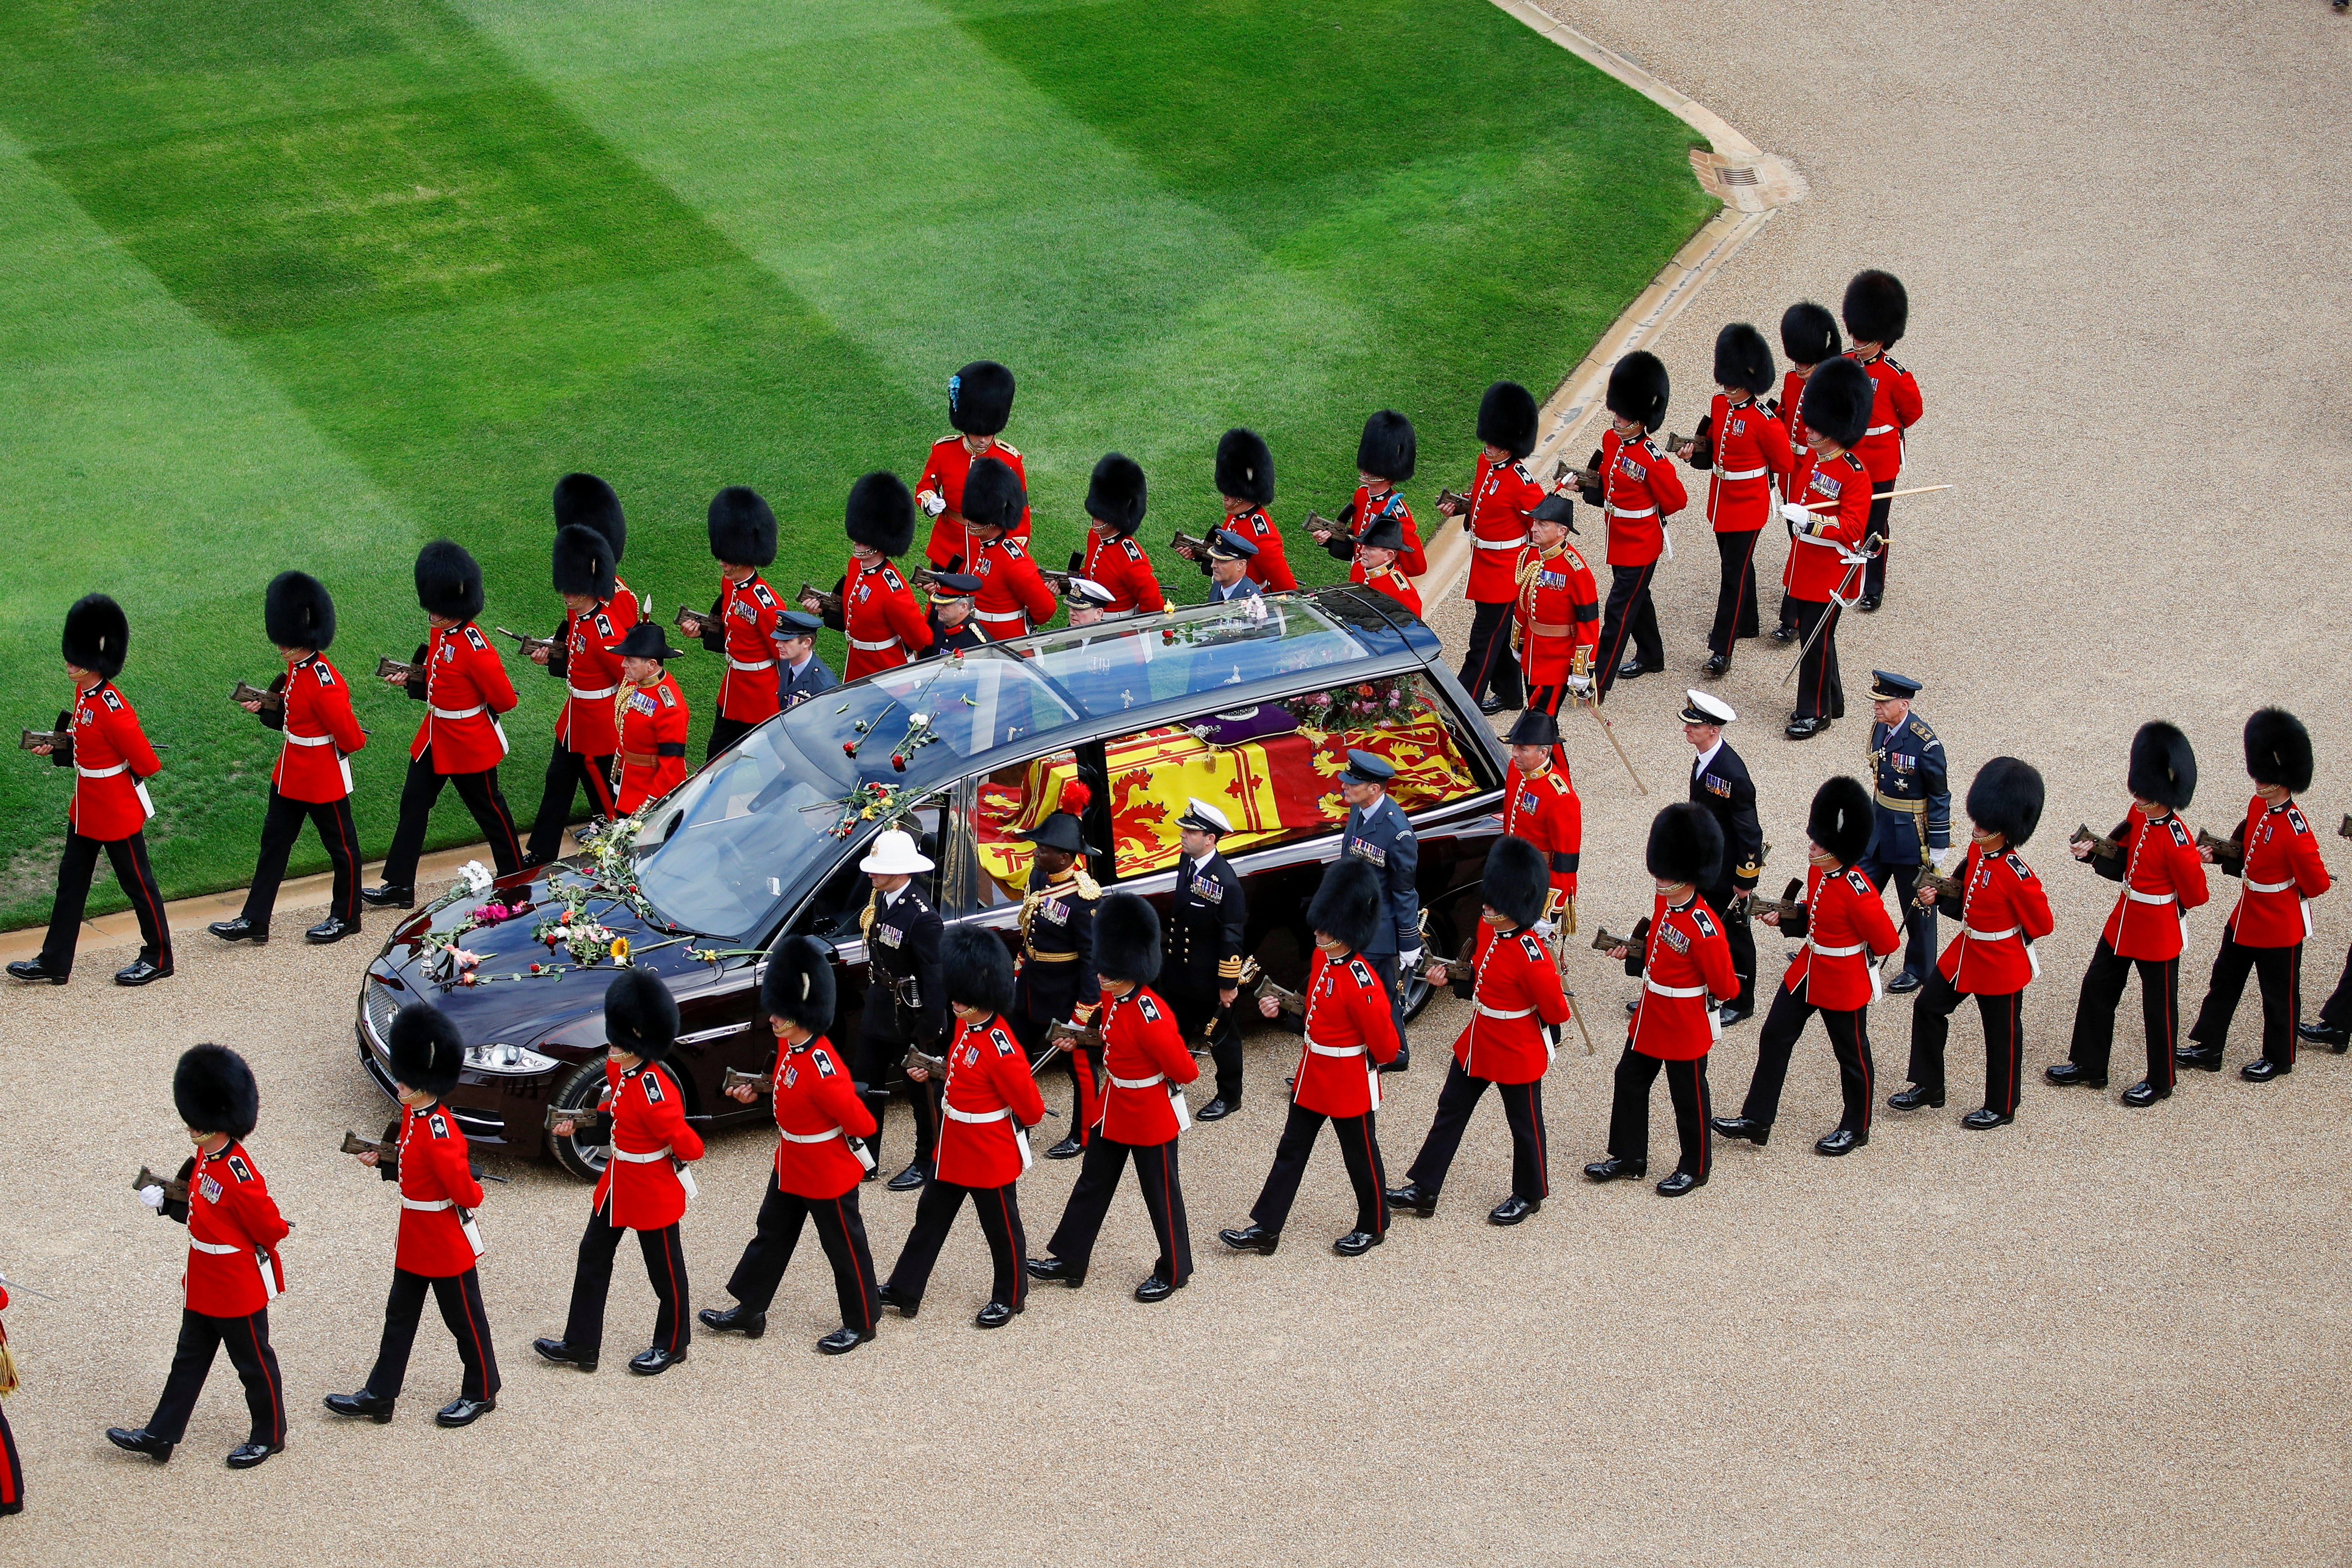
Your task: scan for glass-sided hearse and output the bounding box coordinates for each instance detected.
[356,587,1508,1178]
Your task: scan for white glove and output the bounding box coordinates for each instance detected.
[139,1184,166,1210]
[1934,846,1963,875]
[1565,674,1593,697]
[919,489,947,518]
[1533,919,1557,939]
[1400,948,1423,967]
[1780,500,1815,530]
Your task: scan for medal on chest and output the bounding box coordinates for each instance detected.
[1662,925,1690,954]
[200,1174,223,1203]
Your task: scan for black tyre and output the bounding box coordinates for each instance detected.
[545,1059,611,1183]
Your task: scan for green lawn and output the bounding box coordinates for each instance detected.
[0,0,1714,929]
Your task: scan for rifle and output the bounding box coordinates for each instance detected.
[1436,488,1473,517]
[672,604,704,637]
[341,1129,506,1183]
[2196,827,2244,870]
[373,657,417,684]
[909,567,951,594]
[1035,567,1075,594]
[133,1164,189,1204]
[900,1046,947,1080]
[230,679,283,712]
[1589,926,1634,955]
[1047,1017,1105,1052]
[2070,824,2125,863]
[1920,867,1968,903]
[1662,431,1695,459]
[1303,511,1345,544]
[799,581,842,616]
[544,1103,606,1133]
[495,626,557,658]
[1236,958,1307,1019]
[20,728,63,751]
[720,1066,774,1095]
[1169,529,1213,560]
[1750,877,1805,924]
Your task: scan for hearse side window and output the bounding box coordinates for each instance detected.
[791,791,954,944]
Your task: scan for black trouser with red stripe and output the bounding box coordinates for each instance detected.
[2189,932,2303,1067]
[146,1307,284,1446]
[561,1209,689,1357]
[2067,940,2179,1091]
[0,1395,19,1513]
[1457,599,1523,708]
[1252,1101,1391,1236]
[237,788,361,929]
[1708,529,1764,654]
[1046,1134,1192,1287]
[1594,564,1663,698]
[1863,479,1894,600]
[382,750,522,889]
[39,828,170,977]
[885,1176,1028,1309]
[363,1266,499,1402]
[1906,970,2026,1114]
[1405,1060,1547,1202]
[1790,597,1844,720]
[724,1171,879,1334]
[1741,984,1875,1135]
[1606,1046,1712,1177]
[526,744,617,863]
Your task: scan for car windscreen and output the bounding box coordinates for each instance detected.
[1024,597,1374,717]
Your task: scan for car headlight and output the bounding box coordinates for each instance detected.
[463,1041,560,1075]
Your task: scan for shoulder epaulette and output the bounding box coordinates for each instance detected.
[2166,818,2192,846]
[813,1047,838,1078]
[751,581,778,607]
[2286,805,2310,835]
[2006,852,2033,879]
[1517,933,1546,961]
[463,625,489,652]
[880,565,906,591]
[995,441,1022,459]
[428,1111,451,1139]
[659,682,677,708]
[101,687,125,712]
[1691,907,1720,939]
[989,1026,1017,1056]
[1844,869,1873,895]
[641,1070,667,1102]
[1909,719,1935,743]
[1120,538,1144,561]
[1136,994,1163,1023]
[226,1155,255,1183]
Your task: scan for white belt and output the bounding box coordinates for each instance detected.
[429,703,484,720]
[2246,876,2296,894]
[1474,535,1529,551]
[2125,888,2176,904]
[188,1237,244,1255]
[568,682,618,700]
[1606,503,1657,519]
[400,1196,452,1211]
[1306,1039,1365,1057]
[282,731,335,747]
[1720,465,1769,481]
[1807,938,1867,957]
[849,635,901,652]
[1109,1072,1166,1089]
[1476,1003,1535,1019]
[1644,979,1708,998]
[945,1105,1013,1124]
[728,657,775,672]
[608,1143,672,1162]
[777,1127,841,1144]
[1865,423,1895,436]
[1964,925,2019,941]
[76,761,127,778]
[975,608,1028,623]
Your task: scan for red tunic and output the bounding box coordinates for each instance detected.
[615,672,689,815]
[1364,563,1423,618]
[768,1033,876,1199]
[1596,429,1688,568]
[591,1060,703,1231]
[1776,369,1819,501]
[1342,488,1427,579]
[1845,350,1923,484]
[834,557,933,680]
[270,654,366,804]
[182,1140,290,1319]
[1510,541,1601,686]
[2097,806,2211,961]
[1626,894,1736,1061]
[1083,532,1165,615]
[935,1013,1049,1188]
[1780,863,1901,1010]
[919,437,1031,567]
[556,601,631,755]
[1226,507,1297,591]
[1691,392,1793,533]
[1937,845,2054,994]
[1092,985,1198,1144]
[392,1101,485,1278]
[1291,948,1401,1117]
[709,573,783,725]
[1451,923,1572,1084]
[1462,454,1548,601]
[411,621,517,774]
[1781,450,1873,602]
[65,680,161,841]
[2222,797,2330,947]
[1502,762,1582,902]
[971,535,1057,640]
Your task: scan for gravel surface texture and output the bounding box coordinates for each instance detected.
[5,1,2350,1560]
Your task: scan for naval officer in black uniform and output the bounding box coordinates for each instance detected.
[1857,670,1954,994]
[1159,798,1248,1120]
[1681,691,1763,1024]
[854,828,948,1190]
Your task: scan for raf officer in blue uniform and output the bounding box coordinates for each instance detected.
[1204,530,1264,604]
[1337,750,1420,1071]
[1858,670,1953,995]
[774,610,839,709]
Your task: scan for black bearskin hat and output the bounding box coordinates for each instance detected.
[1481,835,1550,931]
[1714,323,1776,397]
[759,934,837,1038]
[264,570,336,652]
[949,360,1015,437]
[1085,453,1148,535]
[174,1044,259,1139]
[2244,708,2313,794]
[1305,858,1383,955]
[1781,301,1841,367]
[1807,776,1875,866]
[1477,381,1540,460]
[708,486,778,567]
[62,593,129,678]
[389,1003,465,1098]
[605,967,681,1062]
[2128,721,2198,811]
[845,472,916,558]
[1605,351,1670,430]
[1646,802,1724,889]
[552,523,617,600]
[414,540,484,621]
[1095,892,1162,984]
[1842,269,1909,346]
[962,455,1025,534]
[553,473,627,563]
[1215,428,1275,506]
[1966,756,2045,847]
[942,926,1016,1018]
[1356,410,1416,483]
[1800,357,1873,449]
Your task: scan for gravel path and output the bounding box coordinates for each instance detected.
[5,1,2349,1559]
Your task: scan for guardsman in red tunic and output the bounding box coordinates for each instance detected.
[1312,410,1427,580]
[678,486,782,760]
[1780,358,1877,739]
[1892,758,2055,1128]
[881,929,1049,1327]
[1181,427,1296,592]
[1840,270,1923,613]
[1578,352,1686,698]
[326,1004,499,1428]
[524,524,630,863]
[917,360,1029,569]
[366,542,523,910]
[1511,503,1600,717]
[1588,805,1737,1195]
[212,573,368,947]
[1390,837,1572,1225]
[10,595,172,988]
[1713,779,1901,1157]
[703,937,884,1355]
[1074,453,1163,616]
[108,1046,289,1469]
[2184,709,2332,1081]
[537,970,705,1375]
[1029,895,1201,1302]
[960,457,1056,640]
[1356,511,1424,618]
[1222,860,1400,1255]
[0,1281,20,1513]
[1443,382,1548,713]
[611,623,690,817]
[1770,302,1840,642]
[813,472,933,680]
[1498,709,1582,920]
[2051,722,2212,1106]
[1676,325,1793,677]
[552,471,644,625]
